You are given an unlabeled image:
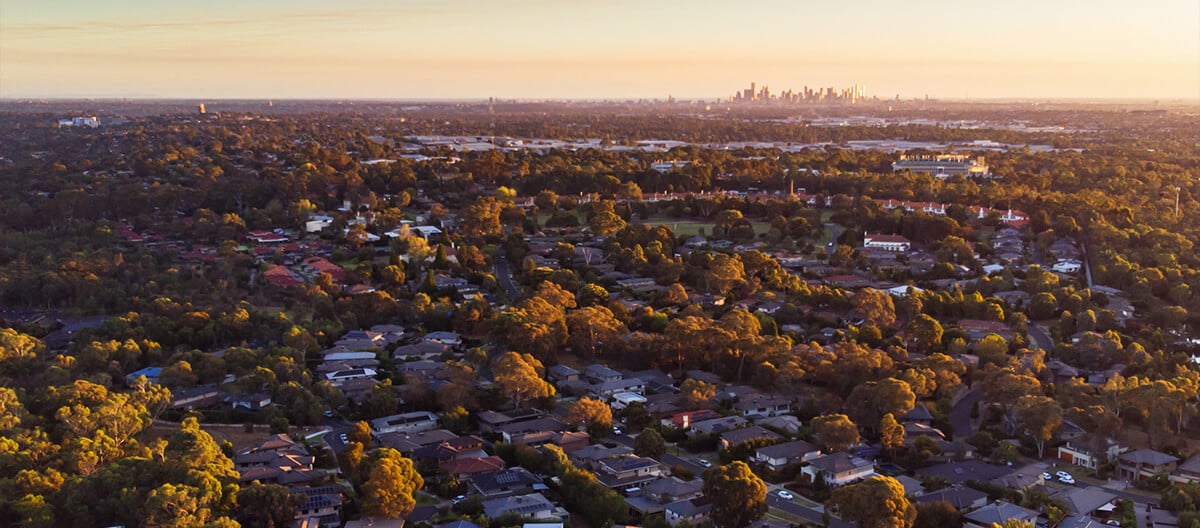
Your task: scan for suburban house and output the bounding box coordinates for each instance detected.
[370,411,439,435]
[1118,449,1180,481]
[1057,438,1127,471]
[548,365,581,384]
[422,331,462,346]
[688,415,749,436]
[863,233,912,252]
[294,485,346,527]
[664,410,722,429]
[585,364,623,384]
[665,497,712,527]
[1050,486,1118,516]
[477,408,546,433]
[594,454,665,489]
[590,378,648,398]
[643,477,704,505]
[753,440,821,470]
[441,456,506,477]
[1171,455,1200,486]
[509,430,590,452]
[719,426,783,450]
[733,393,792,418]
[964,501,1039,528]
[482,493,559,520]
[378,429,460,455]
[325,368,377,386]
[469,467,546,498]
[801,452,876,486]
[610,391,648,411]
[913,485,988,512]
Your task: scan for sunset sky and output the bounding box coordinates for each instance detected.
[2,0,1198,100]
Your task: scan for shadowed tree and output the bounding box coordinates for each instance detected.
[702,461,767,528]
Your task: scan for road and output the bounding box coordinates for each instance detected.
[494,255,521,299]
[1029,323,1054,352]
[948,386,981,440]
[824,223,844,250]
[766,494,853,528]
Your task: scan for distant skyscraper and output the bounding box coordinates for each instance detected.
[198,103,206,115]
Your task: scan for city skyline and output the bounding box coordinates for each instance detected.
[2,0,1199,101]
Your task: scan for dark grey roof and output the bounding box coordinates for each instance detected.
[964,502,1038,525]
[720,426,783,446]
[808,452,872,474]
[1119,449,1179,466]
[913,485,988,509]
[917,460,1012,485]
[902,404,934,422]
[666,497,712,517]
[754,440,819,460]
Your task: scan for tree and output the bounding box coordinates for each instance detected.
[589,210,627,236]
[236,483,304,528]
[349,421,373,445]
[847,378,916,430]
[906,314,943,353]
[566,306,627,359]
[880,413,905,457]
[831,476,916,528]
[679,378,717,410]
[493,352,555,408]
[982,370,1042,433]
[852,288,897,329]
[634,428,666,459]
[567,397,613,435]
[360,448,424,519]
[1014,395,1062,459]
[812,414,861,453]
[702,461,767,528]
[913,500,962,528]
[460,197,504,241]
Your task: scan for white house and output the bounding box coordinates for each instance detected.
[610,392,648,411]
[370,411,439,435]
[863,233,912,253]
[325,368,377,386]
[305,215,334,233]
[1053,260,1083,274]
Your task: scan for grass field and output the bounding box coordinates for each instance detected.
[641,216,772,238]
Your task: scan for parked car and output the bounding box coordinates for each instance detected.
[1042,472,1053,480]
[1059,475,1075,485]
[698,459,713,468]
[778,490,794,500]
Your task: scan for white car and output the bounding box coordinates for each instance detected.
[612,427,623,435]
[778,490,794,500]
[339,433,348,443]
[1056,470,1071,478]
[1059,475,1075,485]
[698,459,713,468]
[1042,472,1053,481]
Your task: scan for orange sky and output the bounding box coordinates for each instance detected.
[2,0,1198,100]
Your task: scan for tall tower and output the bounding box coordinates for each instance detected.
[197,103,206,115]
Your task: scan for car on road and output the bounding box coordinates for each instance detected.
[777,490,794,500]
[339,433,348,443]
[698,459,713,468]
[452,495,467,505]
[1042,472,1053,481]
[1059,475,1075,485]
[612,427,623,435]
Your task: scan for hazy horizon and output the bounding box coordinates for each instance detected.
[3,0,1199,101]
